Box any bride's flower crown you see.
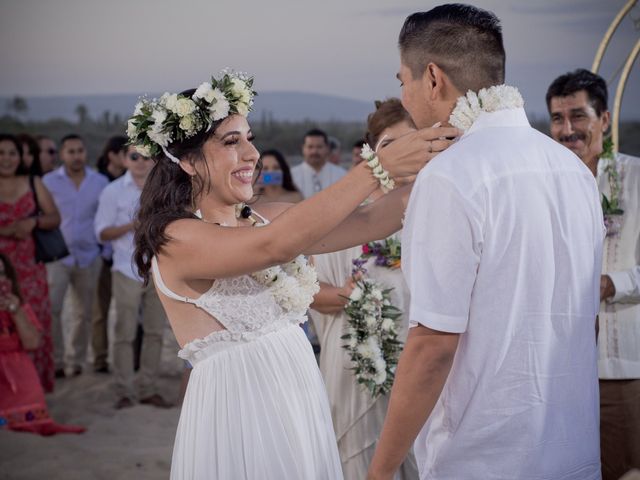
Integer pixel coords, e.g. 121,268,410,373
126,70,256,163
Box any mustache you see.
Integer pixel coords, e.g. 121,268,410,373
559,133,585,143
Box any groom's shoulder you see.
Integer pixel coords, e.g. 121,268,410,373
419,124,585,186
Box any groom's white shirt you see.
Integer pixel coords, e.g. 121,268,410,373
403,108,604,479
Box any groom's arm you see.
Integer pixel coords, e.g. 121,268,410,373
367,326,459,480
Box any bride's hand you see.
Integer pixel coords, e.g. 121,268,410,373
377,126,461,178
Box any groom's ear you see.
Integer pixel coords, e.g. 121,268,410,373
423,62,446,101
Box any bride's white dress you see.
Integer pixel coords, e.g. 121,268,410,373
151,257,343,479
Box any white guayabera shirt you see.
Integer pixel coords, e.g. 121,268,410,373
597,152,640,379
403,108,604,479
291,161,346,199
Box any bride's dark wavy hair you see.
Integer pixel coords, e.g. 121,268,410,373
133,88,261,283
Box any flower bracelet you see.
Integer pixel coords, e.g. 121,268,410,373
359,144,395,192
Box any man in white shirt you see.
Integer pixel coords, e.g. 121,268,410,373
547,68,640,480
291,129,346,198
94,146,171,410
368,5,604,480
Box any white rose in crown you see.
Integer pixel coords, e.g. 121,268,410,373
161,93,179,113
179,115,197,135
148,123,170,147
193,82,214,103
127,119,138,138
136,144,152,158
210,99,231,121
151,108,167,127
175,98,197,117
235,102,249,117
230,78,252,103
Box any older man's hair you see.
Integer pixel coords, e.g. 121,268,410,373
545,69,608,116
399,3,505,93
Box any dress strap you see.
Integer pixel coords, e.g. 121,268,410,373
252,210,270,225
151,256,198,305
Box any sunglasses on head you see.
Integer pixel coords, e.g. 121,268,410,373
129,152,151,162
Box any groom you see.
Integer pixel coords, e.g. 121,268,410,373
368,5,604,479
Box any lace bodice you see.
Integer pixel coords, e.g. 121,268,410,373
151,257,307,361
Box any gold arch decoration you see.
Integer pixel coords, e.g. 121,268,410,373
592,0,639,152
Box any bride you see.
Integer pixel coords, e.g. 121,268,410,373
127,71,458,479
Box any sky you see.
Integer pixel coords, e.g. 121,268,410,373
1,0,639,119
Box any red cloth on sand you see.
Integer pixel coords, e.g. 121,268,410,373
0,306,84,435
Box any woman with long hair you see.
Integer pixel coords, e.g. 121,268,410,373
0,134,60,391
96,135,127,181
128,72,457,479
254,149,303,204
310,98,419,479
16,133,43,177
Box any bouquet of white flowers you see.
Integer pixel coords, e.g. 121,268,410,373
342,258,403,398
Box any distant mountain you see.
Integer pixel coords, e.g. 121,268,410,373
0,91,374,123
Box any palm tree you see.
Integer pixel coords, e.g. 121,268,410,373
75,104,89,125
6,96,28,119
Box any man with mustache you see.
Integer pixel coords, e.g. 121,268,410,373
291,128,346,198
547,68,640,480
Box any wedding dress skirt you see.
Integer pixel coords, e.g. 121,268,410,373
171,323,343,479
151,257,343,480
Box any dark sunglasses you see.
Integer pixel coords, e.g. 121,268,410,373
129,152,151,162
46,148,57,155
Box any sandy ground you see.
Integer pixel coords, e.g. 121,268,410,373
0,369,182,480
0,295,184,480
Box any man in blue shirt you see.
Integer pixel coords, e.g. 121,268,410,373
43,134,109,377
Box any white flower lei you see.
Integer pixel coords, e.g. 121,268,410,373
127,70,256,163
251,256,320,314
449,84,524,131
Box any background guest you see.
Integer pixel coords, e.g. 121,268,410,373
0,134,60,392
43,134,108,377
291,128,347,198
96,135,127,182
17,133,43,177
310,98,418,479
94,145,171,409
351,139,366,168
328,135,342,165
0,252,85,435
37,135,57,174
254,149,303,204
547,69,640,480
91,135,128,374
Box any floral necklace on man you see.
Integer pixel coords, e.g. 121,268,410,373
600,137,624,237
448,84,524,131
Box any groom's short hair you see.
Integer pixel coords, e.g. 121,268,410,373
399,4,505,93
